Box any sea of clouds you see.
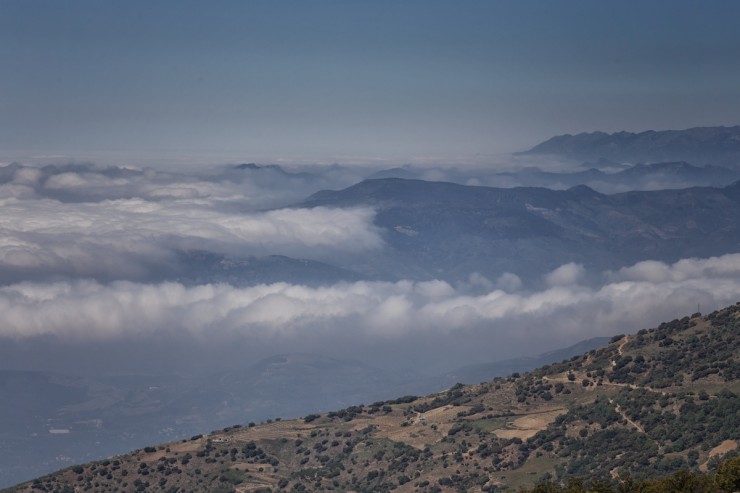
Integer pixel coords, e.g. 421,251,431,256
0,162,380,282
2,161,738,373
2,255,739,340
1,254,738,374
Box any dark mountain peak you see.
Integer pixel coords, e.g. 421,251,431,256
309,176,546,197
234,162,287,173
234,162,261,170
574,130,610,138
303,177,471,205
566,184,601,197
231,162,318,182
365,167,416,180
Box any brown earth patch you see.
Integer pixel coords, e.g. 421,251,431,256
709,439,737,458
699,440,737,472
421,405,469,423
230,420,317,441
493,408,564,440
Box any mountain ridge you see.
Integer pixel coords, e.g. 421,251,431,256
297,178,740,283
521,125,740,167
364,161,740,193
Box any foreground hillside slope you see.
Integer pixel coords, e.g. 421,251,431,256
0,341,611,488
8,303,739,492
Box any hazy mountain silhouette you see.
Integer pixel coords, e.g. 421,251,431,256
299,178,740,282
521,125,740,166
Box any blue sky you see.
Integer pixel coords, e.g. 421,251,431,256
2,0,740,163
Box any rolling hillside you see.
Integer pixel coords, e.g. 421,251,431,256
0,341,608,488
7,303,738,492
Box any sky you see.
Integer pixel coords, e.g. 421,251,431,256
2,0,740,165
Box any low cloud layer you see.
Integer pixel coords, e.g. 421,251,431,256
0,161,368,207
1,254,738,372
0,162,383,282
0,199,381,281
3,161,740,374
611,255,740,283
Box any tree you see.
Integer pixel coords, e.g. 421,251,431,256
716,456,740,492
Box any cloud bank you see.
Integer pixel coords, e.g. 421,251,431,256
2,255,738,355
2,161,739,373
0,162,384,282
0,199,380,280
0,161,371,207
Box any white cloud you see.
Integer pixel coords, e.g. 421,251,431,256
612,254,740,283
0,196,381,279
544,262,585,286
494,273,522,292
0,162,369,208
0,162,385,281
0,254,737,346
2,162,739,370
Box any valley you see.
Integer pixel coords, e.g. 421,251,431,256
7,303,737,492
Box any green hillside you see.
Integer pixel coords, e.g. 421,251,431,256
6,303,739,493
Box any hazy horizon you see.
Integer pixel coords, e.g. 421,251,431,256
3,1,740,164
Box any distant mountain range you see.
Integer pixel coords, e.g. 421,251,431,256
10,303,738,492
520,125,740,167
232,162,318,181
298,178,740,283
20,160,737,289
494,161,740,192
169,163,740,287
366,161,740,193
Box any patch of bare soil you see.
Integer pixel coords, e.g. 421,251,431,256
699,440,737,472
230,420,317,441
493,408,564,440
